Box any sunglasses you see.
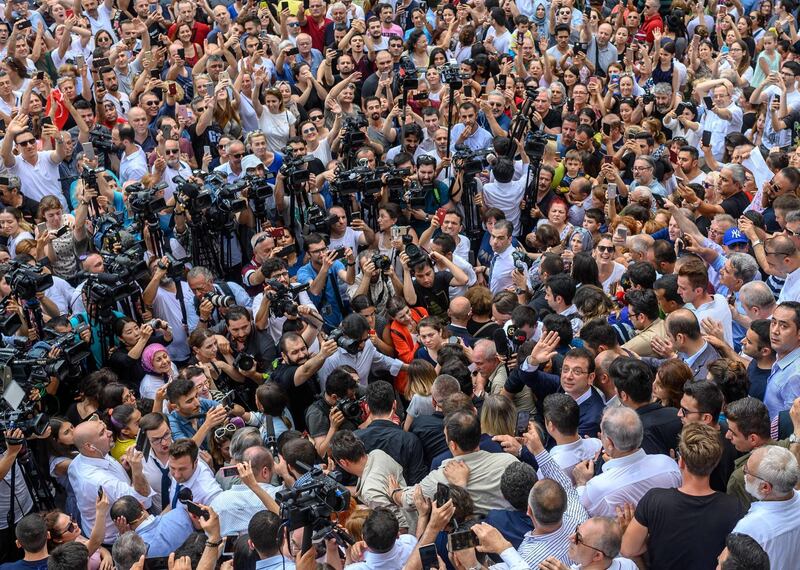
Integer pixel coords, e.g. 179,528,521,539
310,115,324,120
597,245,614,253
214,423,237,441
302,128,316,134
16,138,36,147
164,148,180,155
232,153,245,159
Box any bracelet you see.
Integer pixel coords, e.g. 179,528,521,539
752,240,763,248
347,262,355,267
205,539,223,548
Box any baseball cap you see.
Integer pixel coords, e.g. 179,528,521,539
723,228,748,246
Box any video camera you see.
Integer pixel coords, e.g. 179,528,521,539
452,146,497,176
0,401,48,442
329,162,384,197
304,205,338,236
405,180,428,209
341,115,368,148
4,261,53,301
127,183,167,216
264,279,310,318
328,328,361,355
276,462,350,531
88,126,114,153
80,166,106,191
280,152,316,188
438,62,469,89
157,253,188,280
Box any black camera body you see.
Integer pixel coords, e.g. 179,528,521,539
404,243,429,268
276,462,351,531
336,396,365,422
5,261,53,301
372,254,391,271
233,352,256,372
328,328,361,355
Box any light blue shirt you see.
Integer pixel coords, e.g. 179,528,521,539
681,341,709,371
765,346,800,420
449,123,494,152
136,509,195,557
256,555,296,570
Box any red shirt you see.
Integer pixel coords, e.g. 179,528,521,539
168,21,211,45
301,15,331,52
639,14,664,44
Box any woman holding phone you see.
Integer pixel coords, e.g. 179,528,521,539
34,196,85,282
0,207,34,258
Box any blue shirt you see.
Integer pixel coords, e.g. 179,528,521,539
136,509,195,557
484,509,534,549
296,260,348,330
765,346,800,420
255,555,296,570
449,123,494,152
168,398,220,446
0,560,48,570
70,310,125,369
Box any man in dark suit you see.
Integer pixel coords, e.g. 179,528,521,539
610,357,682,455
409,375,462,468
652,308,721,381
513,339,604,438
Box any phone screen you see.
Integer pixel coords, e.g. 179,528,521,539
515,411,531,436
703,96,713,109
702,130,712,146
464,85,472,98
221,466,239,478
448,530,478,551
351,212,362,222
82,142,96,162
607,183,617,200
419,544,439,570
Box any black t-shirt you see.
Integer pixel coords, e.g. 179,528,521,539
541,108,562,130
780,109,800,148
413,271,453,319
720,191,751,219
189,123,225,160
271,361,320,433
635,487,745,570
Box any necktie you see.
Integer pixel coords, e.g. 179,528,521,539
488,253,499,282
171,483,183,509
156,462,171,511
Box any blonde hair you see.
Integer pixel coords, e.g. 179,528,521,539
480,394,516,437
405,359,436,399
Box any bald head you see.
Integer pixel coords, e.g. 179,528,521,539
665,308,702,341
449,296,471,322
73,419,111,457
243,446,274,482
529,479,567,526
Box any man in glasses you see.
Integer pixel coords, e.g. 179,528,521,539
138,412,177,513
764,236,800,304
214,139,246,183
155,137,192,202
1,112,69,209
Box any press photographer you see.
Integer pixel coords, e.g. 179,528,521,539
399,245,469,320
328,206,375,256
306,367,364,457
394,154,451,236
221,306,277,406
187,266,252,331
241,231,278,297
296,234,356,332
347,251,402,318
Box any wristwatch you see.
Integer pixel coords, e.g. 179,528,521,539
790,433,799,444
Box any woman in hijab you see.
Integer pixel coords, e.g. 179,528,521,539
139,343,179,399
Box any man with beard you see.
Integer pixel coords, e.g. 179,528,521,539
451,102,493,152
581,22,618,77
222,306,277,405
365,96,392,154
348,250,401,316
423,127,452,184
530,89,562,134
154,137,192,202
272,332,338,432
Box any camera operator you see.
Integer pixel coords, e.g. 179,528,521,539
306,367,363,457
399,248,469,320
222,305,277,386
67,254,109,315
296,233,356,332
272,332,339,432
422,127,453,184
142,255,198,366
273,137,327,225
0,429,35,562
187,266,252,331
429,234,477,298
318,313,407,387
328,205,375,257
241,232,277,297
154,137,192,201
347,250,402,318
0,176,38,224
392,154,450,236
9,254,71,317
252,258,320,345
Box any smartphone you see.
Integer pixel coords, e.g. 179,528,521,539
603,154,612,165
607,182,617,200
135,429,151,462
177,48,185,59
96,80,105,91
287,47,299,56
220,465,239,478
448,529,478,551
280,0,288,10
0,119,5,133
775,94,782,104
702,130,712,146
150,69,162,79
168,82,177,96
36,71,44,81
435,207,447,225
675,237,685,256
464,84,473,98
76,55,85,68
221,535,238,559
669,148,678,162
703,96,713,109
148,3,157,12
97,486,104,499
420,544,439,570
37,222,47,235
185,500,210,519
274,244,295,257
351,211,362,222
303,0,310,9
412,92,429,100
161,125,172,139
331,247,347,261
515,410,531,436
41,116,52,126
434,482,450,507
17,19,32,30
219,71,229,83
82,142,96,162
616,226,629,239
391,225,401,240
381,71,390,81
54,224,69,238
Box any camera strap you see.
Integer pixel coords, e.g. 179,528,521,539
328,270,347,317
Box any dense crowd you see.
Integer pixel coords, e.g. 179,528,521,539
1,0,800,569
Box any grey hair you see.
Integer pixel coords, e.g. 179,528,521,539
600,406,643,452
548,81,566,96
229,426,264,462
652,82,673,96
357,249,378,264
726,164,747,186
754,445,800,494
727,253,759,283
186,266,215,282
628,234,653,255
474,338,497,360
786,210,800,224
713,213,736,226
739,281,777,311
431,374,461,403
536,88,551,102
591,517,623,559
112,532,147,570
487,90,505,99
633,155,656,169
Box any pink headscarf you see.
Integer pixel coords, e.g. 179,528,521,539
141,343,168,374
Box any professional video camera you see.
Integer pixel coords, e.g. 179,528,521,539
404,243,429,268
328,328,361,355
0,401,49,441
91,212,130,253
304,205,338,236
329,163,384,197
382,166,412,203
405,180,428,209
276,462,351,531
264,279,310,318
524,131,554,161
174,175,214,211
452,146,497,176
340,115,368,148
80,166,106,191
88,126,114,153
438,61,469,89
5,261,53,301
398,56,418,89
336,396,365,422
127,183,167,215
280,152,315,188
0,298,22,336
157,253,188,280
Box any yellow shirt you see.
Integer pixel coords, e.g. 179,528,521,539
111,438,136,461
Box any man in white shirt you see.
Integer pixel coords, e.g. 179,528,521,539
166,438,223,508
766,235,800,304
419,209,471,261
343,509,418,570
488,220,516,294
677,258,733,345
482,157,529,236
543,393,603,484
701,83,743,161
68,418,154,543
732,445,800,569
115,124,148,186
210,447,281,536
430,233,476,298
156,137,192,202
572,407,682,517
328,205,375,255
1,112,68,209
81,0,118,41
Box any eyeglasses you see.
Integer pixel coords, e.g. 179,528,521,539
164,148,180,155
764,249,793,257
561,366,587,376
308,247,327,255
288,22,301,27
310,114,324,121
574,530,610,559
16,138,36,147
678,406,704,417
144,100,160,106
743,463,766,481
786,228,800,237
302,128,316,134
149,431,173,446
232,153,245,159
597,245,614,253
214,423,237,441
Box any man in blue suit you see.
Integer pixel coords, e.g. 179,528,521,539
510,332,605,438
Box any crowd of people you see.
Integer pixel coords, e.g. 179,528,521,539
1,0,800,569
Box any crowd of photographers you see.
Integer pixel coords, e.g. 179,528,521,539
2,0,800,569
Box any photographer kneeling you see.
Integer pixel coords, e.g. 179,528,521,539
306,367,365,457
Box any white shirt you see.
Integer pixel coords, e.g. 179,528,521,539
546,437,603,484
577,449,682,517
167,459,223,507
489,246,515,294
160,161,193,202
778,266,800,305
482,166,529,236
329,227,365,256
701,102,743,160
252,291,315,344
344,534,418,570
68,453,154,543
318,341,404,388
9,150,67,209
440,253,476,298
141,452,171,515
140,364,179,399
119,145,148,186
210,482,280,536
601,262,626,295
151,282,199,363
687,294,733,346
732,491,800,569
46,275,75,314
